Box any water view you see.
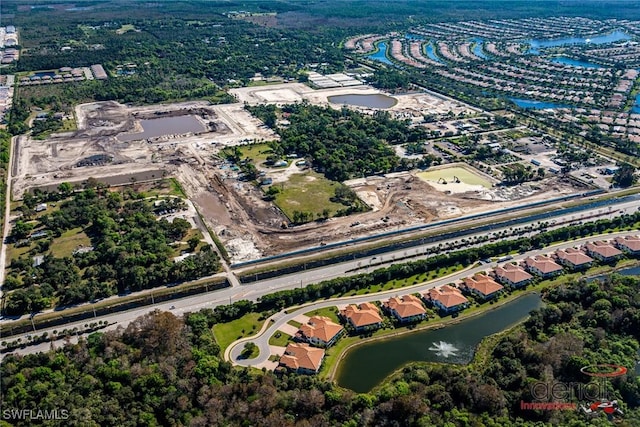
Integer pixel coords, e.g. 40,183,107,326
367,42,393,65
118,115,206,142
425,43,443,63
471,38,489,60
528,30,630,51
589,265,640,282
335,293,543,392
632,94,640,114
509,97,572,110
551,56,603,69
328,93,398,109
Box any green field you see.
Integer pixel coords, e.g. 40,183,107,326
212,312,265,353
238,143,276,165
49,227,91,258
417,166,492,188
304,306,340,324
273,171,347,220
268,331,293,347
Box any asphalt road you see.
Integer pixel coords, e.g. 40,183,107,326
1,196,638,357
225,229,640,368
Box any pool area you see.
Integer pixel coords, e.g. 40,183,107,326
417,166,492,189
328,93,397,109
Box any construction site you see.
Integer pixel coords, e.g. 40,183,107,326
10,85,593,264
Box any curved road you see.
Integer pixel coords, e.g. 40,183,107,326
226,230,640,368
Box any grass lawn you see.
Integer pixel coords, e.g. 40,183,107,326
288,320,302,328
269,331,292,347
274,171,346,221
49,227,91,258
238,143,275,165
304,306,340,324
212,312,265,353
6,243,33,267
116,24,136,34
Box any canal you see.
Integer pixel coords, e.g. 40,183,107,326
335,293,543,392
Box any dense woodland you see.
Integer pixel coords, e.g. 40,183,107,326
3,186,220,316
247,103,430,181
2,274,640,426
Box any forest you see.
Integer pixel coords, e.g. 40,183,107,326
246,103,429,181
3,186,220,316
2,273,639,426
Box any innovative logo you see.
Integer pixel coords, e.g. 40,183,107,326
520,363,628,420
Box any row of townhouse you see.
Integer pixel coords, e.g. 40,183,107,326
280,236,640,373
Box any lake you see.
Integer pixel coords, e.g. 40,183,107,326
528,30,631,53
509,97,572,110
471,38,488,60
328,93,398,109
335,293,543,392
367,42,393,65
425,43,443,63
632,93,640,114
551,56,603,69
589,265,640,282
118,115,206,142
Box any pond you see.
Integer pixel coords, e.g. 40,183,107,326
551,56,603,69
632,93,640,114
367,41,393,65
527,30,631,53
425,43,444,63
471,38,489,60
588,265,640,283
118,115,206,142
509,97,572,110
335,293,543,392
328,93,398,109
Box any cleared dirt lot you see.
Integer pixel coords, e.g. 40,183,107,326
12,89,589,264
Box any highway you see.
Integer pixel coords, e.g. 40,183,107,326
2,194,639,360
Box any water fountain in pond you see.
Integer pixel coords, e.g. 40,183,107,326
429,341,459,358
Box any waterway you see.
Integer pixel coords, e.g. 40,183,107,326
527,30,631,54
117,115,205,142
471,38,488,60
589,265,640,282
551,56,603,69
367,42,393,65
424,43,443,63
335,293,543,392
328,93,398,109
509,98,572,110
631,93,640,114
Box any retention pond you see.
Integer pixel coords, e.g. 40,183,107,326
335,293,543,392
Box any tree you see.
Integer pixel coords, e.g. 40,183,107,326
612,163,636,188
11,220,34,240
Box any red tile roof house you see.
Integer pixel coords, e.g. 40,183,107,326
494,263,533,288
615,236,640,256
461,273,504,300
339,302,384,333
382,294,427,323
524,255,563,278
423,285,469,315
279,343,325,375
295,316,344,348
584,241,623,262
555,248,594,270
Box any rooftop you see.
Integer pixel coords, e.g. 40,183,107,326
425,285,469,308
555,248,593,266
494,263,533,283
524,255,563,274
383,294,426,318
462,273,504,296
297,316,343,343
615,235,640,252
340,302,383,328
279,343,324,372
584,241,623,258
